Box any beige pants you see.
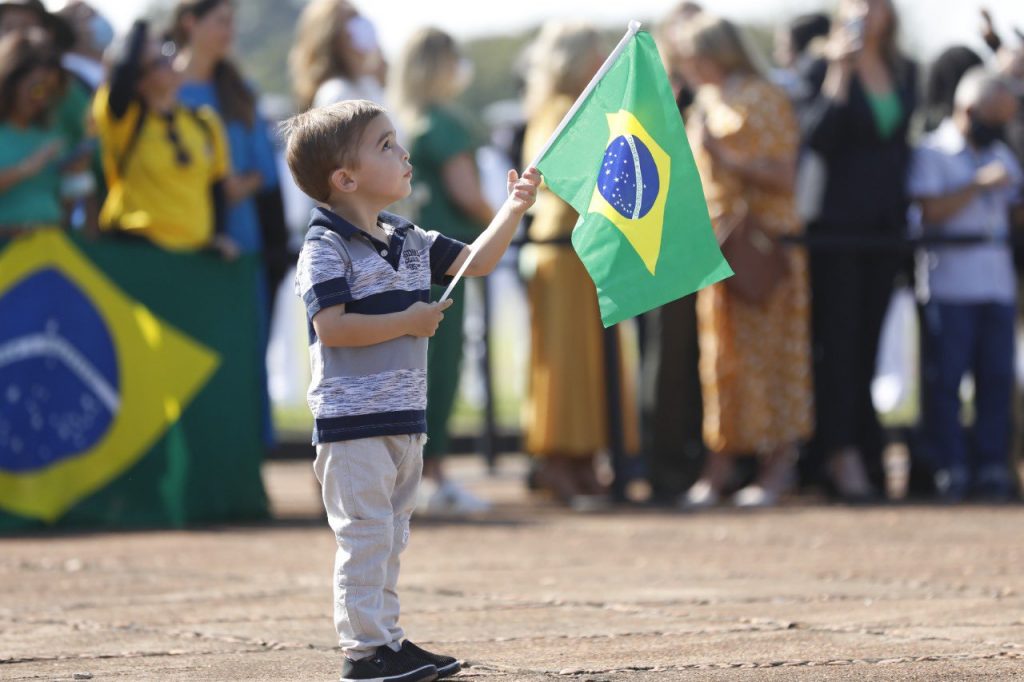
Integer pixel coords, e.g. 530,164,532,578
313,433,425,659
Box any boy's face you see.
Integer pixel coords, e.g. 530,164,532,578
347,113,413,205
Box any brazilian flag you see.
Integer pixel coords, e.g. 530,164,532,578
0,229,268,530
535,25,732,327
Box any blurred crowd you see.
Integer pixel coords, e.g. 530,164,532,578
3,0,1023,513
651,0,1024,509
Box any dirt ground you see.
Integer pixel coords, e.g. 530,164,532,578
2,456,1023,681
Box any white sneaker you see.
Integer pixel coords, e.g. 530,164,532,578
732,484,778,508
680,480,720,509
417,479,492,516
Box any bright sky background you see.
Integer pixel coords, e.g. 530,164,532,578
59,0,1024,63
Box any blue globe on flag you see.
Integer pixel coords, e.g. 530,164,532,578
0,269,120,473
597,134,660,221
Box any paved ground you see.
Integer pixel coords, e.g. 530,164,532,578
2,456,1024,681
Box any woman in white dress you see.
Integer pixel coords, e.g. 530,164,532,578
289,0,387,111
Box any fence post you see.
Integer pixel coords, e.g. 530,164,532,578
476,275,498,472
602,324,628,501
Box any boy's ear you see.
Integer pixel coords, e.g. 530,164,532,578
330,167,358,195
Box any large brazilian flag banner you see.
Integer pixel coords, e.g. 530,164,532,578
534,24,732,327
0,229,269,530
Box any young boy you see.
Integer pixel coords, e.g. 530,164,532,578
909,67,1023,502
283,100,539,682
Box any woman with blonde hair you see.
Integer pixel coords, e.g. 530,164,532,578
520,20,641,505
288,0,385,111
171,0,280,253
171,0,286,449
676,14,813,507
391,27,493,515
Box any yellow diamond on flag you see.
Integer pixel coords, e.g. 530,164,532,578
586,110,672,275
0,230,219,522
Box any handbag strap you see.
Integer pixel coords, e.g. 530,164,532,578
714,198,749,246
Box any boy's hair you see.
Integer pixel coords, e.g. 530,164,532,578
281,99,386,203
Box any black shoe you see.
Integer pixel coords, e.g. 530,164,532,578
400,640,461,679
341,645,438,682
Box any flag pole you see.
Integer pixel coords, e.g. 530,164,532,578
524,19,643,171
439,19,643,303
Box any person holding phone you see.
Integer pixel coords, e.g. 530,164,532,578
801,0,918,502
93,19,237,257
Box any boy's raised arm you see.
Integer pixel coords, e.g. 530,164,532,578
446,167,541,278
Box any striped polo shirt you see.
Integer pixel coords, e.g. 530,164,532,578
295,206,466,443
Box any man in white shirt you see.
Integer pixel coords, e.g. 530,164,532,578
909,67,1023,502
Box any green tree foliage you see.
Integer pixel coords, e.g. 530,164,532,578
144,0,303,99
144,0,780,127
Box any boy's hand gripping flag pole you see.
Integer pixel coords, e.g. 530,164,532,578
438,20,645,304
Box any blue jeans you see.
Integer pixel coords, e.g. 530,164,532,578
921,301,1016,497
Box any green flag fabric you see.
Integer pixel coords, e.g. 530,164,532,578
535,28,732,327
0,230,268,531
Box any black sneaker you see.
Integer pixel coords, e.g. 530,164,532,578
400,640,461,679
340,645,438,682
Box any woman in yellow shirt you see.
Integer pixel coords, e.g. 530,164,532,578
93,19,235,256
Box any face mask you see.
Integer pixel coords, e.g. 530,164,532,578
967,116,1006,149
346,15,378,55
89,13,115,52
453,57,474,93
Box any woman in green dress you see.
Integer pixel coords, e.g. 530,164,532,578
392,27,493,515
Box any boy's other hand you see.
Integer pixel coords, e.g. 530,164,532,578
507,167,541,216
406,299,454,337
974,161,1012,190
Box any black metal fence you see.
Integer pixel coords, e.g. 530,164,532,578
271,229,1018,499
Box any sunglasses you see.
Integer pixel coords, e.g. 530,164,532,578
160,111,192,166
25,78,53,102
22,72,57,103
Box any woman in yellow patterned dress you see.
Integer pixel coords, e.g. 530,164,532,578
675,14,814,507
520,21,641,504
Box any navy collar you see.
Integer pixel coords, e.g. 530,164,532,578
309,206,413,271
309,206,413,241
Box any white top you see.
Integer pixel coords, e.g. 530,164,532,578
312,75,400,145
62,54,105,91
313,76,386,109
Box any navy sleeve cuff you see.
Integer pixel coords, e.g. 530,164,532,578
302,276,353,318
429,236,467,286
